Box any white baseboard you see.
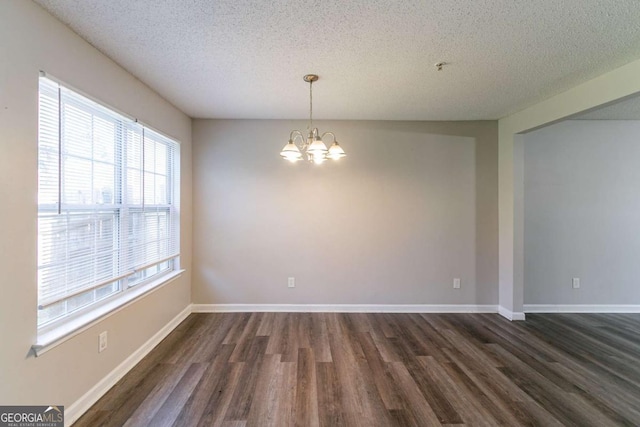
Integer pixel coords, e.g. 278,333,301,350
524,304,640,313
498,306,526,321
64,304,192,426
191,303,499,314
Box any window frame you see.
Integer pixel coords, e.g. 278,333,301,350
35,72,182,343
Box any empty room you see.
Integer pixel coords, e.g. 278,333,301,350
1,0,640,426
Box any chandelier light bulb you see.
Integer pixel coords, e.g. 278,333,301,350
307,137,328,154
280,140,302,160
282,155,301,163
328,141,346,160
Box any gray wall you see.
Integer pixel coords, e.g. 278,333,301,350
0,1,192,406
524,120,640,304
193,120,498,305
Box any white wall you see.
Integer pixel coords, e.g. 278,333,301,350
0,0,192,409
192,119,497,306
498,58,640,317
524,120,640,304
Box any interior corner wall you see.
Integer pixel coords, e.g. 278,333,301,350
192,119,498,306
0,0,192,408
524,120,640,305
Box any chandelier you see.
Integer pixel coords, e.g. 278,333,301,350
280,74,346,164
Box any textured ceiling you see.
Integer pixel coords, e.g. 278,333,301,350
34,0,640,120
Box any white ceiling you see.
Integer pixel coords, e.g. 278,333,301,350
34,0,640,120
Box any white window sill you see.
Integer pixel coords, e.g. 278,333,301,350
32,269,185,357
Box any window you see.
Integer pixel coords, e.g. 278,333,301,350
37,76,180,328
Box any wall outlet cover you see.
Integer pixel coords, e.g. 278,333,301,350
99,331,108,352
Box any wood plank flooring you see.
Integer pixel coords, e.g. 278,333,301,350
74,313,640,426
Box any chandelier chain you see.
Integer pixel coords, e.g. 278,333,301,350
309,79,313,130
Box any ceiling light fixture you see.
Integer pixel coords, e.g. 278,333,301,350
280,74,346,164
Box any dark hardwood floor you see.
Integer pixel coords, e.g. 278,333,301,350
74,312,640,426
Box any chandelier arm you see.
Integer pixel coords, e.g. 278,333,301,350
289,130,306,150
320,131,336,142
289,130,304,140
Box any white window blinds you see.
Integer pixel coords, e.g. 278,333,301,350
37,76,180,327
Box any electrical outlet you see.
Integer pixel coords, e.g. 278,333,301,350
572,277,580,289
99,331,108,353
288,277,295,288
453,278,461,289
